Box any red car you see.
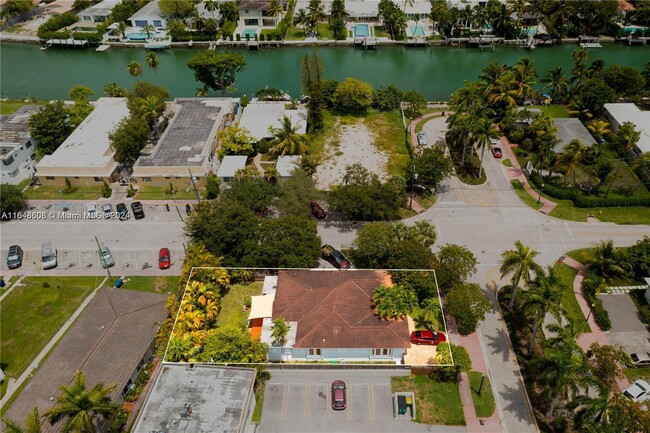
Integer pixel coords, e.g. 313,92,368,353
491,147,503,158
158,248,171,269
309,200,327,219
410,330,447,346
331,380,346,410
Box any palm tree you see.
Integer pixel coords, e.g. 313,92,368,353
570,388,650,432
554,139,588,186
268,115,310,155
44,371,119,433
372,284,417,320
420,297,441,328
139,95,165,125
499,241,543,309
586,119,610,142
294,8,309,32
196,86,209,97
2,407,42,433
588,240,625,281
329,0,349,22
204,0,218,20
267,0,283,26
471,116,498,178
413,313,433,330
617,121,641,154
142,24,155,39
446,111,473,166
630,152,650,194
521,266,564,355
127,60,142,81
116,21,128,39
541,66,569,101
307,0,326,33
271,316,290,347
545,321,582,352
479,62,509,97
145,52,160,79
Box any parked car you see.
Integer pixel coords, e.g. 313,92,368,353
331,380,347,410
417,132,428,146
131,201,145,220
86,203,97,215
99,246,115,268
630,352,650,367
623,380,650,402
309,201,327,219
410,330,447,346
158,247,171,269
6,245,23,269
116,203,129,220
102,204,113,217
491,146,503,158
41,241,57,270
321,244,350,269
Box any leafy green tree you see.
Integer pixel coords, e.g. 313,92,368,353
159,0,194,19
407,146,453,188
624,236,650,280
332,77,374,113
372,284,417,320
29,101,73,155
403,90,427,119
329,18,346,40
275,168,322,216
434,244,478,294
220,175,275,214
44,370,119,433
271,317,290,346
103,82,127,97
570,385,650,433
111,0,144,23
269,115,310,155
0,0,33,18
126,81,169,123
204,173,220,200
587,240,626,281
499,240,543,309
165,19,187,40
445,283,490,335
600,65,646,98
2,407,42,433
187,52,246,96
378,0,406,39
0,184,26,220
255,86,286,101
588,342,631,387
108,116,150,164
218,1,239,25
165,333,200,362
373,84,403,111
199,325,268,363
216,126,256,157
68,85,93,103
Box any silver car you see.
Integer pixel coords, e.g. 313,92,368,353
99,246,115,268
417,131,428,146
630,352,650,367
623,380,650,403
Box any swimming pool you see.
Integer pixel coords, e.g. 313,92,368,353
623,26,648,33
128,32,148,41
241,29,257,39
524,26,538,35
354,24,369,38
409,26,425,37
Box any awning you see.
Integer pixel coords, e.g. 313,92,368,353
248,293,275,321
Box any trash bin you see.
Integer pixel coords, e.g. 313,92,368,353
114,278,124,288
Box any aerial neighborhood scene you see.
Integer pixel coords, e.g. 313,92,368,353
1,0,650,432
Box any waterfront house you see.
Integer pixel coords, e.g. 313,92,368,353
35,97,128,187
128,0,168,29
604,103,650,156
239,102,307,142
0,105,40,185
132,98,238,187
552,118,597,154
78,0,119,23
253,270,411,363
237,0,272,27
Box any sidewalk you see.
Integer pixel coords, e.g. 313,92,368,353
499,137,557,215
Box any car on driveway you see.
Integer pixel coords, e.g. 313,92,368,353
99,246,115,268
6,245,23,269
158,247,171,269
321,244,350,269
491,146,503,158
630,352,650,367
331,380,346,410
116,203,129,220
623,380,650,402
410,330,447,346
131,201,145,220
417,132,428,146
309,201,326,219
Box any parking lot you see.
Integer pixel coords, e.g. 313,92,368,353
258,370,461,433
23,202,190,224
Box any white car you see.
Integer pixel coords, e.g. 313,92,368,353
417,132,428,146
86,203,97,215
623,380,650,402
99,246,115,268
630,352,650,367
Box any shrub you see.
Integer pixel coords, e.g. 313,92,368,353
63,177,77,193
101,181,111,198
165,182,177,195
42,281,51,288
108,409,130,433
430,366,461,383
37,12,78,38
236,33,241,41
255,139,270,154
592,299,611,331
126,184,137,198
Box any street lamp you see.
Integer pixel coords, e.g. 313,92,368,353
586,303,595,322
410,172,418,210
537,183,544,204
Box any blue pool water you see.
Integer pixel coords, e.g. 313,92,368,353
409,26,425,37
623,26,647,33
524,26,538,35
241,29,257,39
354,24,369,38
128,32,148,41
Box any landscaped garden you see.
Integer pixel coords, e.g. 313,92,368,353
216,282,263,329
468,371,496,418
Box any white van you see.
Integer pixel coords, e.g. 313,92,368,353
41,242,58,269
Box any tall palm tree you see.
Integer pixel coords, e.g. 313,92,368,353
446,111,473,166
479,62,509,97
329,0,349,23
44,371,119,433
570,387,650,432
127,60,142,81
420,297,441,328
139,95,165,125
142,24,155,39
204,0,218,20
145,52,160,79
521,266,564,355
271,316,290,347
499,241,543,309
541,66,569,101
191,8,206,32
544,321,582,352
472,116,498,178
2,407,42,433
267,0,283,26
586,119,610,142
554,139,588,186
587,240,625,281
116,21,128,39
294,8,309,32
268,115,310,155
307,0,326,33
413,313,434,330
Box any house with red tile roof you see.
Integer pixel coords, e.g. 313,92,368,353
253,270,411,363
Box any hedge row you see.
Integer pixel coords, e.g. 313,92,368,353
39,31,101,43
37,12,78,38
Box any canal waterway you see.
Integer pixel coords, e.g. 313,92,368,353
0,42,648,100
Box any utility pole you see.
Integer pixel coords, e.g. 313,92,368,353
188,169,201,204
95,236,112,279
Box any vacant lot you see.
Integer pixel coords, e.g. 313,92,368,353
391,375,465,425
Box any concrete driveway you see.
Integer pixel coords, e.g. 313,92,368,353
599,293,650,354
258,370,464,433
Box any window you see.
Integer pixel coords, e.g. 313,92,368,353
372,349,392,356
153,20,162,27
308,348,321,356
25,141,32,148
135,20,147,27
3,156,14,166
142,177,152,182
74,176,80,179
46,176,55,180
94,177,103,182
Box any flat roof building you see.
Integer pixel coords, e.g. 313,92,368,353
216,155,247,181
276,155,300,177
552,118,597,154
604,103,650,156
1,105,39,184
35,97,128,186
132,364,256,433
133,98,237,186
238,102,307,142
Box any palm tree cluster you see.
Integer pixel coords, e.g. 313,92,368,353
372,284,417,320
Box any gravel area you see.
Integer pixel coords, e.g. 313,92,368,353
315,122,388,190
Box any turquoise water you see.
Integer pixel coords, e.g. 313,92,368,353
241,29,257,38
524,26,538,35
409,26,425,37
623,26,647,33
128,32,148,41
354,24,369,37
1,42,648,100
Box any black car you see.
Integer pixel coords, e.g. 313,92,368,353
116,203,130,220
6,245,23,269
131,201,145,220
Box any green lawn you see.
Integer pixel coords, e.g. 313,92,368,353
373,26,390,38
468,371,496,418
216,282,263,329
316,23,334,40
502,159,512,167
554,264,591,333
511,180,543,211
529,104,570,118
121,276,180,294
0,99,45,115
564,248,595,264
135,186,201,201
0,277,101,378
624,367,650,383
391,375,465,425
23,185,104,200
252,381,266,423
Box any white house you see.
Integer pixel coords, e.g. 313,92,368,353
78,0,119,23
128,1,167,29
237,0,274,27
0,105,40,185
239,102,307,142
604,103,650,156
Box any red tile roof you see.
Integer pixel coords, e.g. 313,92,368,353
272,271,410,349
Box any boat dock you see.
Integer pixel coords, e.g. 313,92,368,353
579,35,602,48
